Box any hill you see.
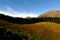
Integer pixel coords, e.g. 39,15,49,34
38,10,60,17
1,12,60,40
0,20,60,40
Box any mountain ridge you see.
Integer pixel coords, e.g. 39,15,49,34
38,10,60,17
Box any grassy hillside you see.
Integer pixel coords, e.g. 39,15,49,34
0,20,60,40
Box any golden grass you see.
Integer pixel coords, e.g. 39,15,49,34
35,22,60,33
0,20,60,40
1,20,60,34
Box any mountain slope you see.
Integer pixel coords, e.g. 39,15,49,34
38,10,60,17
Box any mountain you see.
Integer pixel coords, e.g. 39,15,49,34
38,10,60,17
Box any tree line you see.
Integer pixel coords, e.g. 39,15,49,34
0,13,60,24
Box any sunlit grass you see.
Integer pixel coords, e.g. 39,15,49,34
0,20,60,40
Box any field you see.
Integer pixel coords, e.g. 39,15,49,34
0,20,60,40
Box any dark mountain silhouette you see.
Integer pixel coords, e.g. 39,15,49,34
0,13,37,24
1,13,60,24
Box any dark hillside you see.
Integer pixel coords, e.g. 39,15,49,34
0,14,60,24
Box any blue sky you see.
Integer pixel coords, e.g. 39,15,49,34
0,0,60,18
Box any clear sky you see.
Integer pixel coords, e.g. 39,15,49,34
0,0,60,18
